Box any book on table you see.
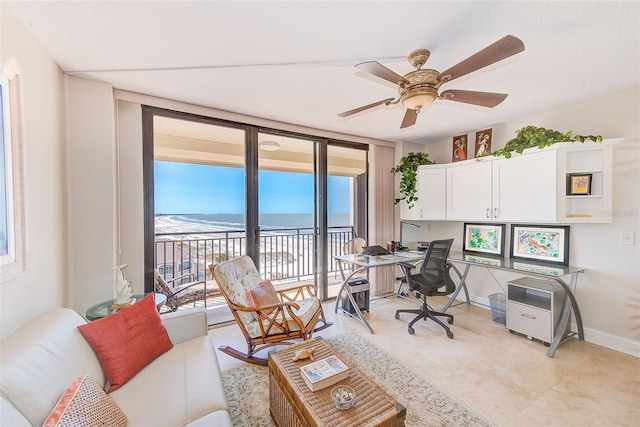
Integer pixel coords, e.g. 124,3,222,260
299,355,350,392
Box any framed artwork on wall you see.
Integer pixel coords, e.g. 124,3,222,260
463,223,506,257
566,173,592,195
475,128,492,157
452,134,468,162
510,224,570,265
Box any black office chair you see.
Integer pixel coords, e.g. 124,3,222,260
394,238,456,338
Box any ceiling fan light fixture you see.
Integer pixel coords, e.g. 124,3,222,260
259,141,280,151
401,86,438,111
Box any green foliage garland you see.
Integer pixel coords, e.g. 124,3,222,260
490,126,603,159
390,152,435,209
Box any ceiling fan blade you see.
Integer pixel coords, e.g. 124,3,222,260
400,109,418,129
440,90,508,107
437,35,525,83
356,61,410,86
337,98,395,117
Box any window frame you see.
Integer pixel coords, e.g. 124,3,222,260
0,61,26,282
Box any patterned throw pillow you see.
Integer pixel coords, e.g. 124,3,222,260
77,293,173,392
245,279,280,319
43,376,127,427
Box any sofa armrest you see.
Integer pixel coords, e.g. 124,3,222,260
160,307,208,344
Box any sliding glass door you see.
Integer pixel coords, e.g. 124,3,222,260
143,107,368,311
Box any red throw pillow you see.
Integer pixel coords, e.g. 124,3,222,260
245,279,280,319
43,376,127,427
77,294,173,392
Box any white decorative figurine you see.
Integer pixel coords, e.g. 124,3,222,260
111,264,134,310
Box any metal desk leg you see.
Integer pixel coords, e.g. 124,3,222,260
547,273,584,357
441,263,471,313
334,266,374,334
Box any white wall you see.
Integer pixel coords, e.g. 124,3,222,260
66,76,117,312
412,85,640,356
0,4,67,338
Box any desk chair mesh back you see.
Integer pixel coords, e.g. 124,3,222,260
394,238,456,338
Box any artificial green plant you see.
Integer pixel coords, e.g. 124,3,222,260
489,126,603,159
390,152,435,209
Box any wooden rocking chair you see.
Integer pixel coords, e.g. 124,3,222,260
210,256,331,366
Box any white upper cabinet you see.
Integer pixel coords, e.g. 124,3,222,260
446,160,492,221
492,150,557,222
429,139,618,224
418,166,447,220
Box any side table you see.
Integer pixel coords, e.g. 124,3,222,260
85,293,167,321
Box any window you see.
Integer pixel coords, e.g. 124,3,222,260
0,61,26,282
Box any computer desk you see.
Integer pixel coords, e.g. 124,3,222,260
335,251,585,357
446,251,585,358
334,252,422,333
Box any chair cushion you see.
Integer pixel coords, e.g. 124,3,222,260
43,376,127,427
245,279,279,319
77,294,173,392
213,256,263,325
245,297,320,338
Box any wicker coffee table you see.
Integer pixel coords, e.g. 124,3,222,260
268,338,406,427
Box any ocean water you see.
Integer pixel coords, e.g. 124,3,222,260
158,213,352,231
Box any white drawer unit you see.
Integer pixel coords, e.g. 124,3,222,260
506,277,566,345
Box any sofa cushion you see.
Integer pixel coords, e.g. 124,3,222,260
110,335,228,427
245,279,279,318
0,309,105,427
77,294,173,392
43,376,127,427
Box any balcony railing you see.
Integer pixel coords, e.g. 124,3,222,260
155,226,356,285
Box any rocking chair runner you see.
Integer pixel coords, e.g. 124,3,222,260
210,256,331,366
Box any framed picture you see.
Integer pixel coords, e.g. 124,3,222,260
463,223,506,257
475,128,492,157
567,173,592,195
452,134,468,162
510,224,570,265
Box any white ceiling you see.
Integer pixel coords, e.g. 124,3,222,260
6,1,640,145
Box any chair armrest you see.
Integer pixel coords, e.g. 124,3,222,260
276,283,318,301
233,300,300,312
166,272,201,285
160,307,208,344
171,279,206,295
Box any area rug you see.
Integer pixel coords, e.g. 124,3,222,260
222,332,494,427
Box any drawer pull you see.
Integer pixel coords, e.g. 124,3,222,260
520,313,536,320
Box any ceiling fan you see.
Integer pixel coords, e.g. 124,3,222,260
338,35,525,129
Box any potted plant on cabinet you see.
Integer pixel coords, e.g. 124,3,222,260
391,152,435,209
488,126,602,159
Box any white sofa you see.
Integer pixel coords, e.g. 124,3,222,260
0,307,232,426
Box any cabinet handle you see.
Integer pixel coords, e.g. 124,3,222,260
494,208,498,218
520,313,536,320
486,208,490,219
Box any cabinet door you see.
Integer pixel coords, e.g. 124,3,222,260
446,161,492,220
492,151,557,221
419,167,446,220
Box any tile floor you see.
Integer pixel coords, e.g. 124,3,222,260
208,295,640,426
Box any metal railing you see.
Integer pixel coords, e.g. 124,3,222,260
155,226,356,285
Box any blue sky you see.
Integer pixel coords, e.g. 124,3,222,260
154,161,350,215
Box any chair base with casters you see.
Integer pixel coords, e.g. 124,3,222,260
394,238,456,339
395,296,454,338
210,256,332,366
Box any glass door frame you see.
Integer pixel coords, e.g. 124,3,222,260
142,106,368,300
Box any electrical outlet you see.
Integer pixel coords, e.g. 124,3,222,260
619,232,635,246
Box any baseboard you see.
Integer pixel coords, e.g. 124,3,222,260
466,295,640,358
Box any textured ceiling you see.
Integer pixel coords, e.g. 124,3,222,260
6,1,639,144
